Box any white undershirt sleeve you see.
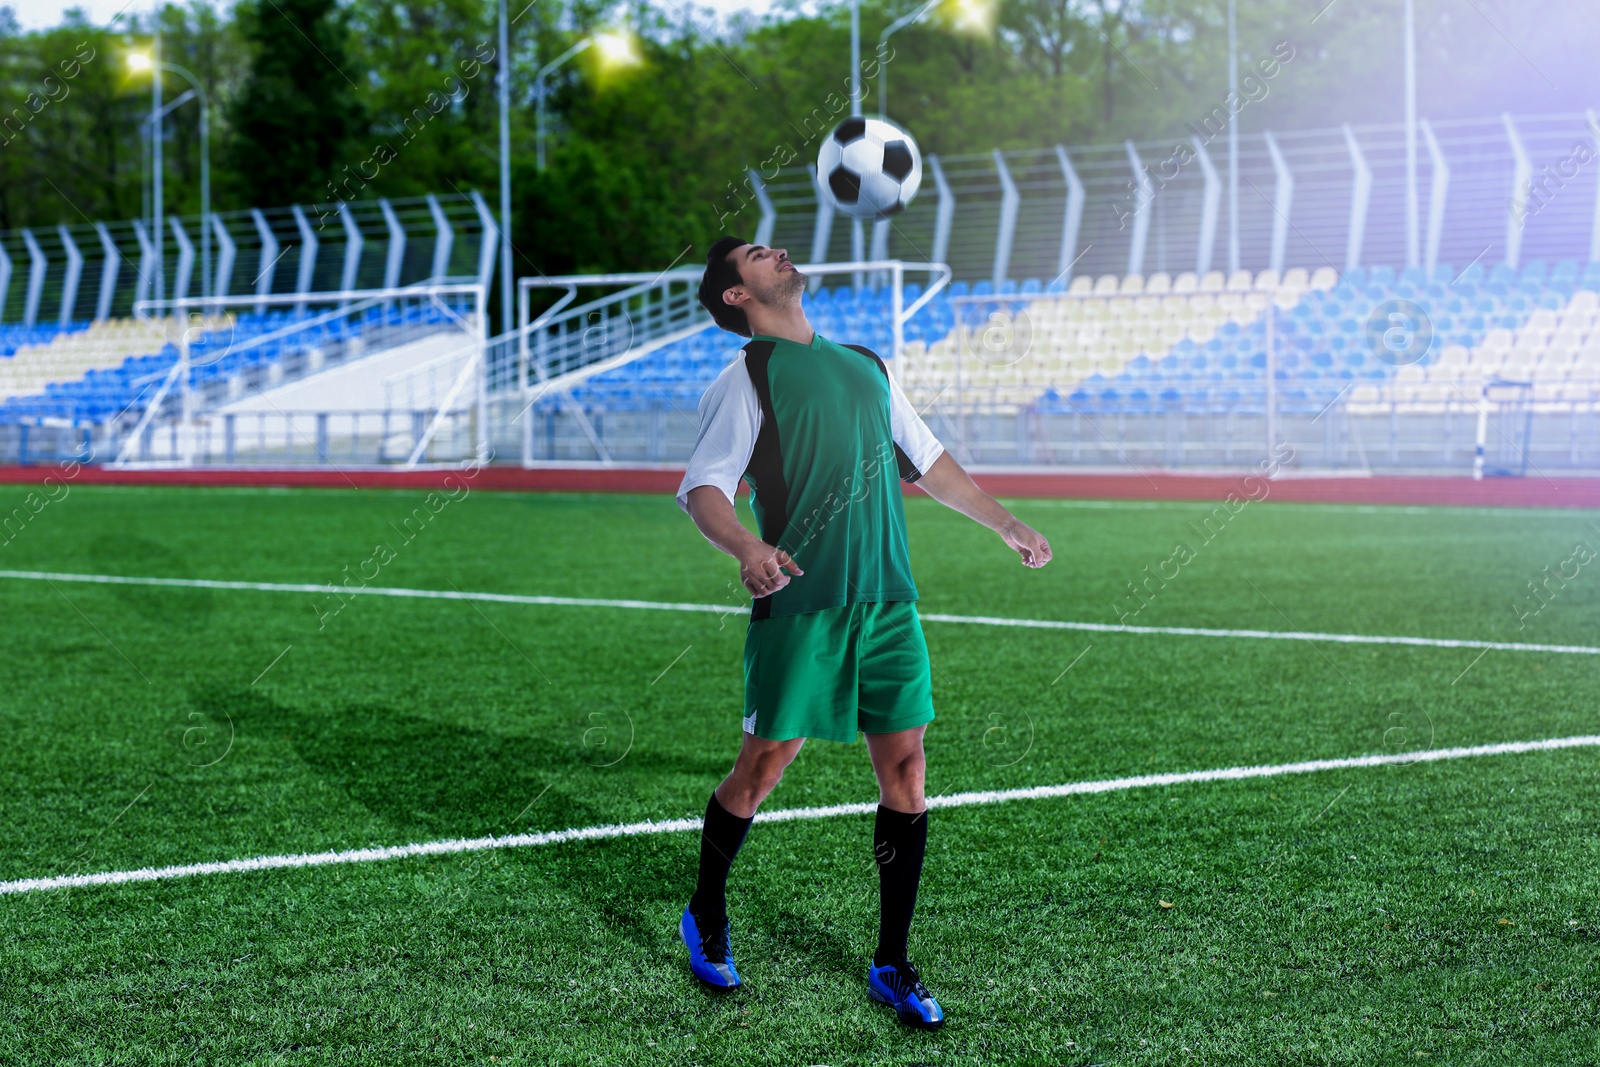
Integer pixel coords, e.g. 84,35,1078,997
886,368,945,478
676,353,762,513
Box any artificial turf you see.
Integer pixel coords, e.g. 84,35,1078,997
0,483,1596,1065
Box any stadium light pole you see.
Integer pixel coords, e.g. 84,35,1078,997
876,0,941,119
849,0,863,286
535,38,593,173
850,0,862,118
534,33,639,173
129,51,211,300
1227,0,1239,276
497,0,512,334
1404,0,1419,269
152,32,163,304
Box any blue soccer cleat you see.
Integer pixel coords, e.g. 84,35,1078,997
868,958,945,1030
680,905,741,989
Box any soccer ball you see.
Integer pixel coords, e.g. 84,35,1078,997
816,117,923,220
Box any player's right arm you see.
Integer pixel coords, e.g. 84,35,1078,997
677,355,804,598
885,365,1051,569
684,487,803,597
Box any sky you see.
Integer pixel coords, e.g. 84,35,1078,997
9,0,149,29
3,0,811,32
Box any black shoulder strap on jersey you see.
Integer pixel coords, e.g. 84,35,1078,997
842,343,925,483
740,339,788,621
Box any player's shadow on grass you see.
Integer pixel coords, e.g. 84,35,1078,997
211,687,616,838
529,834,707,955
742,843,878,982
89,533,215,627
205,687,740,955
765,906,870,982
211,686,731,837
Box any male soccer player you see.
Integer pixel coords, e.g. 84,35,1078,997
676,237,1052,1030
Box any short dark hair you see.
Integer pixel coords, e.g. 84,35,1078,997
698,236,751,337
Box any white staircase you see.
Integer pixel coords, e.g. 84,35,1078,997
216,331,472,414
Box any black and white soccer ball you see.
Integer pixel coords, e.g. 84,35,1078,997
816,117,923,221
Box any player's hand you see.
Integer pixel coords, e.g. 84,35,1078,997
1000,519,1052,568
738,542,804,597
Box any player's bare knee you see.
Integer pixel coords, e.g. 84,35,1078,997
731,750,789,801
880,768,924,809
751,757,788,796
889,750,925,786
718,775,767,816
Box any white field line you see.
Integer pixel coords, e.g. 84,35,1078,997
5,734,1597,896
915,613,1600,655
2,569,1596,656
1016,499,1563,517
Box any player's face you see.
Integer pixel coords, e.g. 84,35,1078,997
726,244,806,308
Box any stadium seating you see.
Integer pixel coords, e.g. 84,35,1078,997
8,260,1600,430
1342,261,1600,415
0,302,459,426
897,267,1317,411
0,319,198,407
548,259,1600,422
0,322,85,361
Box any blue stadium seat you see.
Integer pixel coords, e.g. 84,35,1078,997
21,249,1587,436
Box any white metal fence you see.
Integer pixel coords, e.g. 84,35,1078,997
7,265,1599,475
102,283,487,468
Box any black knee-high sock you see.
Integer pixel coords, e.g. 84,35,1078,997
689,791,754,923
873,804,928,967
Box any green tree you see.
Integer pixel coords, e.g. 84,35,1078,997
517,139,701,275
0,19,136,228
2,0,1598,271
225,0,365,206
340,0,499,201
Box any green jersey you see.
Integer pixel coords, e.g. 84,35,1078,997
676,330,946,620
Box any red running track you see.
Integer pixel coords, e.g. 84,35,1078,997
0,465,1597,508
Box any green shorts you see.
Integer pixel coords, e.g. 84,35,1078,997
743,599,936,743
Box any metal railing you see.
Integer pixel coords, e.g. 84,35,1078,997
110,282,487,469
496,259,952,467
107,407,476,467
510,374,1600,475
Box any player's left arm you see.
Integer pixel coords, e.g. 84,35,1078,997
915,453,1051,568
885,368,1051,569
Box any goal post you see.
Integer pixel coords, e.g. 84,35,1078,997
1473,375,1534,480
499,259,951,468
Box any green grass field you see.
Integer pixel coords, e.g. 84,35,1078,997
1,483,1597,1065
